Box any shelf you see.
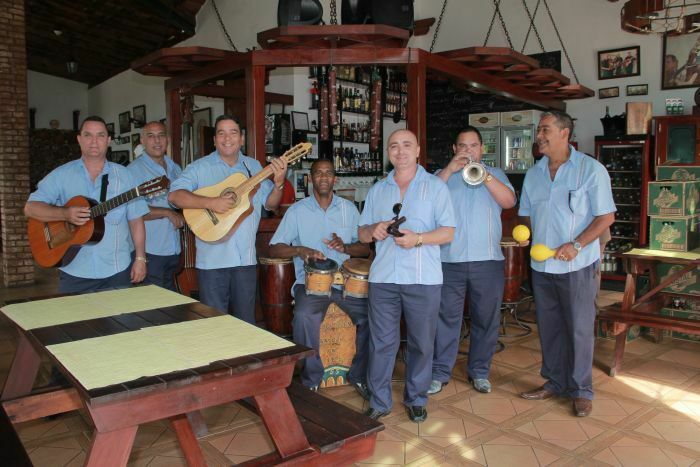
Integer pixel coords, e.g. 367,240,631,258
612,186,640,190
615,203,640,207
333,140,369,145
340,109,370,116
613,219,640,224
337,77,370,87
611,235,639,240
607,170,640,173
336,171,382,177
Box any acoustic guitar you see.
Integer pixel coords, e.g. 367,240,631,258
184,142,312,243
28,176,170,268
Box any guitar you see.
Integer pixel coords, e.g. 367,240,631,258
28,176,170,268
184,142,312,243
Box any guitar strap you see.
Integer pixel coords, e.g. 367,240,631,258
242,161,252,178
100,174,109,202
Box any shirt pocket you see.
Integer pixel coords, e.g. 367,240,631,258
409,200,435,232
568,187,589,219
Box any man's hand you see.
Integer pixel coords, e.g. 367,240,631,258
167,210,185,229
269,157,289,187
207,193,237,214
554,242,578,262
64,206,91,225
370,221,393,242
445,152,470,175
131,260,147,283
394,229,420,249
324,233,347,253
297,246,325,263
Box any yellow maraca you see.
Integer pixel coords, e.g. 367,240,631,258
512,225,530,243
530,244,556,262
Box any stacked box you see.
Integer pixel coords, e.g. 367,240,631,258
656,263,700,296
656,165,700,181
649,215,700,252
647,180,700,217
659,305,700,342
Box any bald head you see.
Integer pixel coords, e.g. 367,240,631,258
387,129,420,171
141,121,168,158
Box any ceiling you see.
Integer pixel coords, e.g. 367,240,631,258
26,0,207,87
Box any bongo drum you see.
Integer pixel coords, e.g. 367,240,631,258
304,258,339,296
258,257,295,336
500,237,524,303
340,258,371,298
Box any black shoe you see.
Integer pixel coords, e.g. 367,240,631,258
351,381,370,401
406,405,427,423
364,407,390,420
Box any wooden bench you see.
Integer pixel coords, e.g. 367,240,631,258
239,382,384,465
0,402,33,467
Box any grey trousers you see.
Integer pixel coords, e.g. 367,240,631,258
197,265,257,323
142,253,180,291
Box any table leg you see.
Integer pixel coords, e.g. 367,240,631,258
170,414,207,467
254,389,311,459
84,426,137,467
1,332,41,401
610,326,628,377
186,411,208,438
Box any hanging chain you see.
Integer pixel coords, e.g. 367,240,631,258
483,0,499,46
542,0,579,83
211,0,238,51
329,0,338,25
520,0,545,53
484,0,513,49
429,0,448,53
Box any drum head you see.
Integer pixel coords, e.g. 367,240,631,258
305,257,339,273
500,237,518,247
259,257,293,264
342,258,371,275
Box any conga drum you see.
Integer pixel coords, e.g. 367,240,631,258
500,237,523,303
259,257,295,336
340,258,371,298
304,258,340,296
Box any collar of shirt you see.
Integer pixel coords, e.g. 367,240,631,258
385,164,429,190
535,145,582,176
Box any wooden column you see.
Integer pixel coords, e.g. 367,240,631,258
246,65,267,165
165,88,182,165
407,60,427,167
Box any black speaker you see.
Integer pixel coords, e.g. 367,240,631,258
341,0,370,24
277,0,323,26
371,0,414,30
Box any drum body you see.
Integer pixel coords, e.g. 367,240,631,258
259,257,295,336
319,303,357,387
341,258,371,298
304,258,339,296
500,237,523,303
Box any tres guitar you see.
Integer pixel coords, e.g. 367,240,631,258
184,142,312,243
28,176,170,268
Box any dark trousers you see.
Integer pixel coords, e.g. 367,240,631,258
367,283,441,412
531,262,598,400
292,284,370,388
142,253,180,291
197,265,257,323
433,260,504,382
58,269,131,294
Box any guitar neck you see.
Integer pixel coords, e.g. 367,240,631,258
236,149,307,194
90,188,139,218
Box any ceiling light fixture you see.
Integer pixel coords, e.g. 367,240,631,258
621,0,700,34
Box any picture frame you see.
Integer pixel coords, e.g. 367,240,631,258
598,46,640,80
106,123,115,137
662,31,700,89
118,111,131,134
626,84,648,96
108,149,130,167
132,133,140,156
132,105,146,128
599,86,620,99
306,132,319,159
292,111,310,131
192,107,212,159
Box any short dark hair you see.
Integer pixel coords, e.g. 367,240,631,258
311,158,335,174
541,111,574,140
79,116,107,133
455,126,482,144
214,114,243,132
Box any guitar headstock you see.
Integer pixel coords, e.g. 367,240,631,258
137,176,170,199
281,143,313,165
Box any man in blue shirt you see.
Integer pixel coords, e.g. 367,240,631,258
359,129,456,423
518,111,615,417
169,115,287,323
25,116,149,293
429,126,517,396
269,159,370,398
128,121,183,291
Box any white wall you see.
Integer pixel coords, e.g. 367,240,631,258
27,71,88,129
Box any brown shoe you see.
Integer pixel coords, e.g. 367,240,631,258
520,385,556,400
573,398,592,417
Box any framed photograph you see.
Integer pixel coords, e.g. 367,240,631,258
307,132,319,159
122,135,131,144
598,46,640,80
118,111,131,134
292,111,309,131
192,107,212,158
106,123,115,137
108,149,130,166
626,84,648,96
131,133,140,156
599,86,620,99
662,32,700,89
132,105,146,128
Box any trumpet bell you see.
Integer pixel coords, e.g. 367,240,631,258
461,162,486,185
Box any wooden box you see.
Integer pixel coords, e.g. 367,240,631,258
656,263,700,296
660,307,700,342
626,102,652,135
647,180,700,217
596,319,640,342
649,215,700,252
656,165,700,181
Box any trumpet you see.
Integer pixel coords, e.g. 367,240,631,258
461,159,487,185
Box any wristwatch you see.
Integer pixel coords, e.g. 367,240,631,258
485,173,493,183
572,241,582,252
415,233,423,248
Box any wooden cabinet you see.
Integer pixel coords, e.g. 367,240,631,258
595,135,652,280
654,115,700,167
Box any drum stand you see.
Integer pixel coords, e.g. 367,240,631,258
499,293,534,338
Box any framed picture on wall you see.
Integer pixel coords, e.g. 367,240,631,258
132,105,146,128
626,84,648,96
131,133,140,157
599,86,620,99
118,111,131,134
598,46,640,80
307,132,319,159
106,123,115,137
108,149,130,166
192,107,212,159
662,32,700,89
292,111,309,131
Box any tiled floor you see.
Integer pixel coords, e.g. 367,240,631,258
1,272,700,466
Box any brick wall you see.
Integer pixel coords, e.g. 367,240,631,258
0,0,34,287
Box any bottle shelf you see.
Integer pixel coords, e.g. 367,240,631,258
612,186,640,190
613,219,640,224
607,170,640,173
611,235,639,240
